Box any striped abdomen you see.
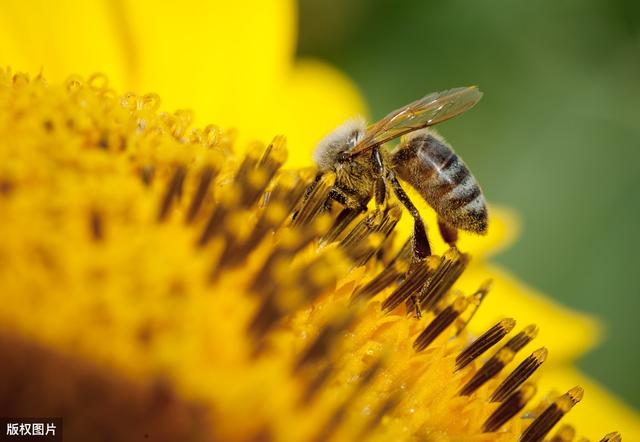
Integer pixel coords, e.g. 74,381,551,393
391,131,488,233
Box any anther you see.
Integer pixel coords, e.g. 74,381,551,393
600,431,622,442
356,388,404,439
459,324,537,396
455,279,492,334
381,257,437,314
549,424,576,442
520,386,584,442
459,347,514,396
157,165,186,221
483,383,536,432
139,165,155,186
293,312,354,373
299,364,333,406
322,208,362,244
491,347,548,402
291,173,335,227
418,248,469,311
350,239,411,304
413,296,468,352
312,360,383,442
89,209,104,241
340,206,401,265
456,318,515,371
506,324,539,352
258,135,288,173
186,165,216,223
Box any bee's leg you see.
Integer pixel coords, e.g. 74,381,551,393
371,146,388,210
328,187,367,212
367,146,389,226
437,218,458,248
388,172,431,260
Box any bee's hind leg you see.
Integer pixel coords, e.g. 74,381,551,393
437,218,458,248
388,171,431,260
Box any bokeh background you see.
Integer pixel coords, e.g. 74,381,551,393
298,0,640,408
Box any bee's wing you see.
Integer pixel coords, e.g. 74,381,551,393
350,86,482,155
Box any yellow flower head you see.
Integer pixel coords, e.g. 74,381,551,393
0,1,638,441
0,68,634,442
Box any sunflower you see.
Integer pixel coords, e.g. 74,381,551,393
0,1,638,441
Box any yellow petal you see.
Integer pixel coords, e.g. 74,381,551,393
458,264,600,364
538,367,640,440
117,0,294,132
0,0,127,88
279,58,368,168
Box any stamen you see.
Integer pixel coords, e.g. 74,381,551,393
293,312,355,373
507,324,539,352
249,218,332,294
185,165,216,223
89,209,104,241
520,386,584,442
459,324,537,396
600,431,622,442
157,165,187,221
250,246,349,339
216,174,303,270
312,359,384,442
322,208,362,244
413,296,468,352
417,248,469,311
482,383,536,432
299,363,333,406
549,424,576,442
290,173,335,227
258,135,288,175
198,199,230,246
139,164,155,186
241,137,287,207
456,318,516,371
382,257,439,313
339,206,401,265
267,171,314,218
356,388,403,439
454,279,492,334
233,142,263,190
350,239,411,304
199,140,287,247
248,294,281,338
491,347,548,402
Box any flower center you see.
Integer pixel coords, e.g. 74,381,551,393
0,70,621,442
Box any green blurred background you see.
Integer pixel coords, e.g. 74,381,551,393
298,0,640,407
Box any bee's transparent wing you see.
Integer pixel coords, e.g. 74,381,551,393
351,86,482,155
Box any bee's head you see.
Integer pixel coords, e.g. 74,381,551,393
313,117,366,171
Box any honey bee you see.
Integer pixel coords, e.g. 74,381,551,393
311,86,487,260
